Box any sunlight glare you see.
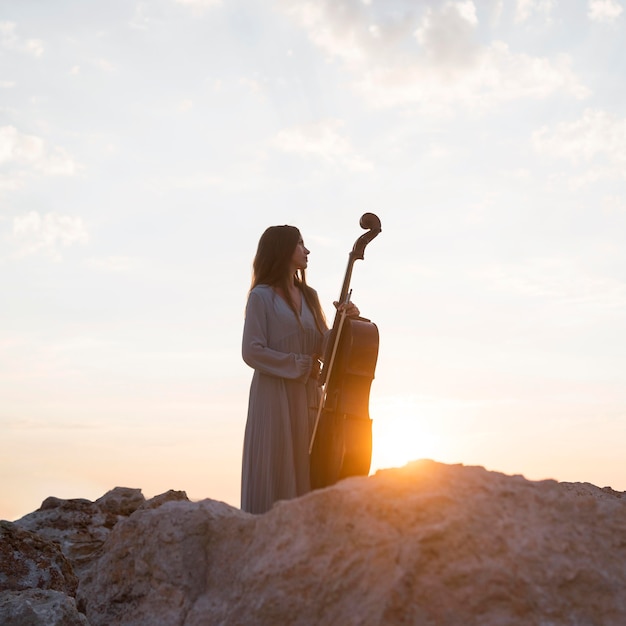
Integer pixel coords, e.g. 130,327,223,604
369,395,450,472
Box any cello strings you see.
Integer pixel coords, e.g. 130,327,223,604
308,290,352,453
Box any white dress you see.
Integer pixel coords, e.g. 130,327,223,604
241,284,326,514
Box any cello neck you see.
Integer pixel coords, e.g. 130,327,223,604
338,253,357,304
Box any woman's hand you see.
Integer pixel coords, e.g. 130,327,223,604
333,300,360,318
309,353,322,380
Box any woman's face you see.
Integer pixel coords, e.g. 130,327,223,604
290,236,310,271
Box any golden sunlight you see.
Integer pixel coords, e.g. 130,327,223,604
369,396,448,472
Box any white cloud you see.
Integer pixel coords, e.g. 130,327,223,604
456,0,479,24
11,211,89,259
588,0,623,22
515,0,555,23
272,119,373,171
354,41,588,112
0,125,79,176
282,0,372,65
279,0,589,112
415,2,480,72
533,109,626,168
0,125,44,164
0,21,43,57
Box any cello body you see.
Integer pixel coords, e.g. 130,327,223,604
309,213,381,490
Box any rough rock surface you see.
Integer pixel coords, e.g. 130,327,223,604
0,589,89,626
0,521,78,595
15,487,189,576
0,520,86,625
6,487,188,625
5,464,626,625
76,461,626,626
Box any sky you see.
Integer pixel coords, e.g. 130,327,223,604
2,0,626,521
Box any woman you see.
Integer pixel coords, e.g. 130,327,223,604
241,225,358,514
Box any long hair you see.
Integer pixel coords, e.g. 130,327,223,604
251,225,326,333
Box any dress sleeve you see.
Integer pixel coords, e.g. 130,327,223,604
242,290,313,382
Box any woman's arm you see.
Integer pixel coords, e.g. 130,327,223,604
242,290,313,382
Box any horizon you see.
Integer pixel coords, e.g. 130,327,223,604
2,0,626,522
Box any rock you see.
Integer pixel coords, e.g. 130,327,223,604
0,589,89,626
94,487,145,517
78,498,246,626
140,489,190,511
0,521,78,596
7,466,626,625
14,487,188,577
3,487,188,625
76,461,626,626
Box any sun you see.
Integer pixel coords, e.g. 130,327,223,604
368,396,448,472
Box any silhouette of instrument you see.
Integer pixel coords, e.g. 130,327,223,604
309,213,381,489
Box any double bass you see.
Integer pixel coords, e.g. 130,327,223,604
309,213,382,489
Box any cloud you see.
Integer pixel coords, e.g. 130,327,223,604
0,125,79,177
354,41,588,112
416,2,480,71
11,211,89,259
279,0,588,111
515,0,556,23
532,109,626,175
0,125,44,164
588,0,623,22
272,119,373,171
0,21,43,57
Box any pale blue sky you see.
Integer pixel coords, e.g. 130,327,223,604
2,0,626,520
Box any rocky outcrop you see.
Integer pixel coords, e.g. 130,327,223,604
0,589,89,626
0,521,78,595
15,487,189,576
5,462,626,625
5,487,188,625
0,521,84,625
78,461,626,626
